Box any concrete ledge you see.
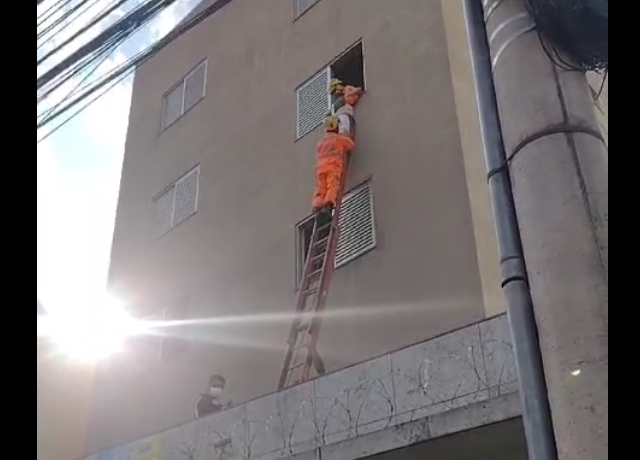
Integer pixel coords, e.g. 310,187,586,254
296,392,521,460
85,314,519,460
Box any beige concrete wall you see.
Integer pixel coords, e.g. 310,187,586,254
93,0,494,453
440,0,505,316
37,345,93,460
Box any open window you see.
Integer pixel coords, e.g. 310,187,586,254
295,41,365,139
330,41,365,92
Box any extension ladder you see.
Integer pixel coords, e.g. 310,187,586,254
277,160,350,390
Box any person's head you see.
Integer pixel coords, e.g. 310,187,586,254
330,78,344,96
324,115,340,134
208,374,226,397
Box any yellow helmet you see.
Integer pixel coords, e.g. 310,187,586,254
330,78,344,94
324,115,340,133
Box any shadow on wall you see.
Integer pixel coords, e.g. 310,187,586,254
370,418,528,460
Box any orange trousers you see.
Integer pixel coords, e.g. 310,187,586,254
313,158,344,209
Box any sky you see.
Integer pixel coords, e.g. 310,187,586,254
37,0,201,314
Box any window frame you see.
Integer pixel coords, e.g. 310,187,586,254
295,40,366,140
152,165,201,239
160,59,208,132
294,179,377,287
293,0,322,21
295,67,331,140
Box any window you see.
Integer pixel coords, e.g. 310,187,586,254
296,68,330,139
334,180,376,266
296,42,366,139
153,166,200,238
294,0,322,19
330,42,366,94
161,60,207,130
295,180,376,285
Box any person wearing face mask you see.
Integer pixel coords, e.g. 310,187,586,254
195,374,229,419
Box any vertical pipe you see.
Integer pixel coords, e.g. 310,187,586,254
461,1,558,459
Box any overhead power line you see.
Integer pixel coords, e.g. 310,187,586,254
38,0,236,136
37,0,171,104
38,0,103,46
38,0,75,28
37,0,132,68
525,0,608,72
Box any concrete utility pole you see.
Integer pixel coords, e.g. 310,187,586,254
481,1,609,459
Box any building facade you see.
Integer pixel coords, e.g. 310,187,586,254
90,0,507,454
37,301,94,460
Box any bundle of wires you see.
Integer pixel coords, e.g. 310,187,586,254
525,0,608,72
37,0,235,143
38,0,178,106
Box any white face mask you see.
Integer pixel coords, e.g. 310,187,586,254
210,387,223,397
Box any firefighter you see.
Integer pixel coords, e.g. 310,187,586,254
330,78,363,139
312,115,356,217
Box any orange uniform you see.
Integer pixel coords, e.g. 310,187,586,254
312,133,355,210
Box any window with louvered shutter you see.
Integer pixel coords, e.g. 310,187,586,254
296,68,330,139
153,186,176,238
335,182,376,267
295,181,376,285
152,166,200,238
294,0,321,18
161,60,207,131
184,61,207,112
161,84,184,130
173,167,200,226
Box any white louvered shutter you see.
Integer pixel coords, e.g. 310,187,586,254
335,183,376,267
295,0,321,18
173,167,200,226
161,84,184,130
184,62,206,112
296,68,330,139
153,186,175,238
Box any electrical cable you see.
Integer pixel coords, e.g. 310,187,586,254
38,0,75,28
594,69,608,101
38,14,135,104
38,0,103,46
525,0,608,72
38,48,115,126
37,0,172,100
38,0,236,133
37,0,132,67
37,1,177,127
38,72,131,146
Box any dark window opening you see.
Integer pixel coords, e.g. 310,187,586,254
301,220,314,261
330,42,365,91
297,217,315,287
295,215,335,287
